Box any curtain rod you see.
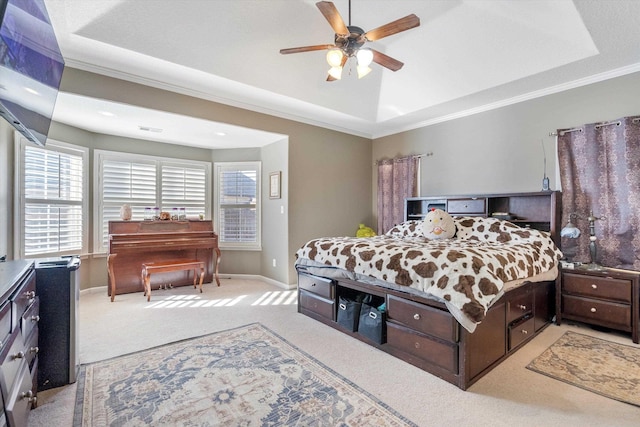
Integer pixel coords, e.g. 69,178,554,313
551,117,640,136
374,152,433,165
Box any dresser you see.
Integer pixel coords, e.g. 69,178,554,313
556,266,639,343
0,260,39,427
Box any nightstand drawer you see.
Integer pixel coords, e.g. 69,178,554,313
562,273,631,303
562,295,631,329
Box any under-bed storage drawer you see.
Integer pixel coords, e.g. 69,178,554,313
507,289,533,324
509,316,535,349
387,295,458,342
298,272,335,300
299,290,335,321
386,322,458,373
447,198,486,215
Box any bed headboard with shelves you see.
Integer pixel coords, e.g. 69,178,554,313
405,191,562,247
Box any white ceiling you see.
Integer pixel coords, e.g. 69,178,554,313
45,0,640,149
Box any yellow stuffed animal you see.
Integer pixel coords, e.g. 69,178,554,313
356,224,376,237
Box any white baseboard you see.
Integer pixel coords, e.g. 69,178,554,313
79,274,295,296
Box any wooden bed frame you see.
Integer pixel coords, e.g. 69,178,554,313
296,191,561,390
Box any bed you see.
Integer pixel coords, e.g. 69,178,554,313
295,191,562,390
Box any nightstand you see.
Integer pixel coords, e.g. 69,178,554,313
556,266,639,343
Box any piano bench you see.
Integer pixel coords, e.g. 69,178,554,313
141,260,205,302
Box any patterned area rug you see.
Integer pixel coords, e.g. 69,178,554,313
527,331,640,407
73,323,416,426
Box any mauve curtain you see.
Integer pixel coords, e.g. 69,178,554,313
377,156,418,234
557,115,640,269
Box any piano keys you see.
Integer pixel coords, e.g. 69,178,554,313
107,220,221,300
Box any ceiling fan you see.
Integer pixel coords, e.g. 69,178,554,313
280,1,420,81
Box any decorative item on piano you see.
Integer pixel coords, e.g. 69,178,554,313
160,211,171,220
120,204,132,220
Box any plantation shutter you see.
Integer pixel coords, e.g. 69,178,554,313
101,159,156,249
24,145,84,256
161,164,207,217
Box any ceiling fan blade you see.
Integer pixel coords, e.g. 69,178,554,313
363,14,420,42
316,1,349,35
372,49,404,71
327,54,349,81
280,44,335,55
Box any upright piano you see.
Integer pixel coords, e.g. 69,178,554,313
107,220,220,299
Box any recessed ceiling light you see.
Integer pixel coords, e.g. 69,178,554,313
24,87,39,95
215,132,226,136
99,111,116,117
138,126,163,133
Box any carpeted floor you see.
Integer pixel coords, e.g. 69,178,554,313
74,323,416,426
28,278,640,427
527,331,640,407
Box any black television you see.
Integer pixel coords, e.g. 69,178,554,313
0,0,64,146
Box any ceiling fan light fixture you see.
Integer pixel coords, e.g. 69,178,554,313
328,66,343,80
326,48,344,67
357,64,371,79
356,48,373,67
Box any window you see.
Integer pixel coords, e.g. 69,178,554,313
214,162,261,250
16,135,88,258
95,150,211,253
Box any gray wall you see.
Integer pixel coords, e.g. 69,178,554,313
10,67,373,289
4,67,638,290
372,71,640,223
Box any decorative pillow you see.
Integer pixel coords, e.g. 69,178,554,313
385,220,424,238
422,208,456,239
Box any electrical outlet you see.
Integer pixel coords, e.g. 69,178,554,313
272,258,276,267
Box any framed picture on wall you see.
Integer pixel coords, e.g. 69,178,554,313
269,171,281,199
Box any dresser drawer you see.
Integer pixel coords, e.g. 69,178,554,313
386,322,458,373
447,198,486,215
562,295,631,329
11,271,36,333
4,360,35,427
0,329,22,397
21,298,39,344
298,273,334,300
507,290,533,324
299,289,335,321
562,273,631,303
0,302,10,352
387,295,458,343
509,316,535,349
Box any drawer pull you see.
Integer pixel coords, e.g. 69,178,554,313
517,304,527,310
521,329,528,335
31,315,40,323
413,313,421,320
590,307,597,313
25,290,36,299
591,284,597,289
414,341,421,349
30,346,39,355
12,351,25,360
21,390,36,404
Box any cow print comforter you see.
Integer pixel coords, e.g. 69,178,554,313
295,217,563,332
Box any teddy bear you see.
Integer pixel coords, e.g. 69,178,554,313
422,208,456,239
